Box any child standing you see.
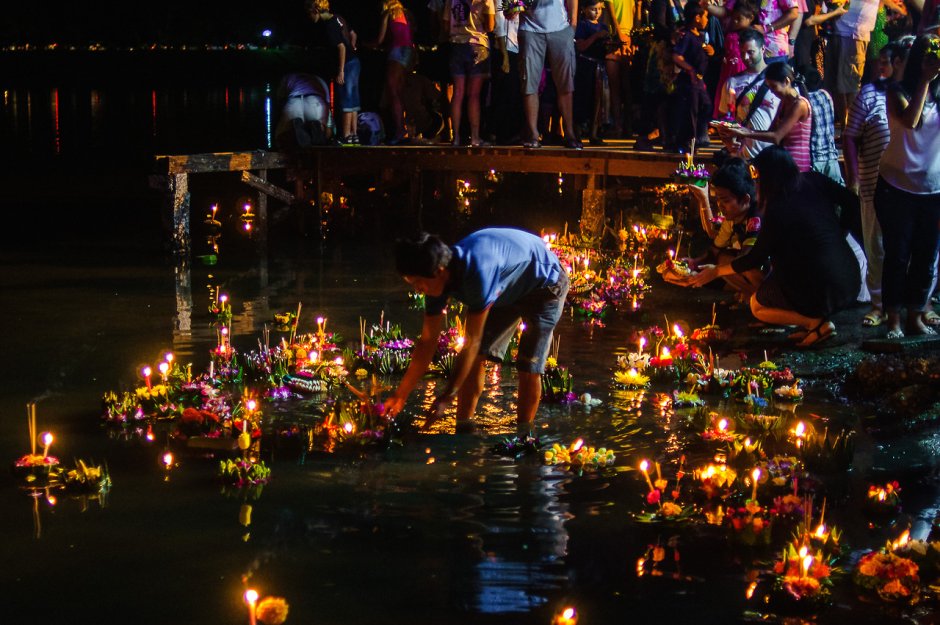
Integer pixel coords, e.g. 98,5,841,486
672,3,715,153
308,0,360,145
575,0,611,144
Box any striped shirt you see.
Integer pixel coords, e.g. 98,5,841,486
808,89,840,166
773,96,813,172
844,82,890,200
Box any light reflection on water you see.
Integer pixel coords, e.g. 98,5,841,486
0,83,272,164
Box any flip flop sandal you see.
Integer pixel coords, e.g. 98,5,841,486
861,311,884,327
922,310,940,327
796,320,836,348
885,327,905,339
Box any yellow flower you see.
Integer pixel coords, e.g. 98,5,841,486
354,368,368,379
661,502,683,517
546,356,558,368
614,369,649,387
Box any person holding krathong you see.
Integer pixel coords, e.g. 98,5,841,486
689,146,861,348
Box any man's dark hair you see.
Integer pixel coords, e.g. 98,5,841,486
738,28,765,50
394,232,452,277
684,3,706,26
711,157,755,202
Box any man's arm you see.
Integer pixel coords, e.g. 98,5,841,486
431,306,491,410
567,0,579,27
336,42,346,83
384,313,446,416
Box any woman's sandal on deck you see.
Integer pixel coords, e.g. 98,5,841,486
922,310,940,327
861,310,885,327
796,320,836,348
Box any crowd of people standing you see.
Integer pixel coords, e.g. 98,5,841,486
284,0,940,343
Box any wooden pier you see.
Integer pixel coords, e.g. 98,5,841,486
153,142,699,255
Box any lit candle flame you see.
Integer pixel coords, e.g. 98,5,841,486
745,581,757,599
163,452,174,467
718,419,728,432
815,524,826,538
244,589,259,604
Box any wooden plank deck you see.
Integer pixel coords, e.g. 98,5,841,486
153,140,710,255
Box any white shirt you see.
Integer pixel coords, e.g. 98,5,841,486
881,99,940,194
519,0,570,34
834,0,879,42
720,69,781,160
494,10,520,53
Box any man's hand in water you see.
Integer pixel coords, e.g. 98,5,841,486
384,394,405,418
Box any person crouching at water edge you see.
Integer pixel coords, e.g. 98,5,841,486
384,228,569,433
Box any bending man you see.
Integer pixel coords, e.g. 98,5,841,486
385,228,569,432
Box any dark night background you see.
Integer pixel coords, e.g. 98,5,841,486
0,1,436,46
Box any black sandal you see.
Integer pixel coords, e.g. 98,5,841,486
796,320,835,348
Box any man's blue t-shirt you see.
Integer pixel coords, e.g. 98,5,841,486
424,228,563,314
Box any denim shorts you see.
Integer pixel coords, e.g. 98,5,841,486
480,272,569,374
519,26,576,95
336,57,361,113
449,42,490,77
388,45,415,69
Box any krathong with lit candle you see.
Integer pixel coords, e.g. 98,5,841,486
634,457,697,523
767,543,836,608
865,481,902,517
890,534,940,585
209,290,233,325
701,413,736,442
613,367,650,390
15,404,61,483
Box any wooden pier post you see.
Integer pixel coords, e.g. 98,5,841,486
169,173,190,256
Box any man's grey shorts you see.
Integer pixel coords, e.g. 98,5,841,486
519,26,576,95
480,272,569,374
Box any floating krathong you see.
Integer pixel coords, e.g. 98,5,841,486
544,438,615,470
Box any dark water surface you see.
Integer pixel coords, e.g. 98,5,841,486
2,81,940,625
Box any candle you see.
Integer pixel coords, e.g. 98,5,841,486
142,366,152,390
554,607,578,625
638,337,646,353
41,432,53,459
801,555,813,578
639,460,655,491
158,361,169,383
244,589,259,625
750,467,760,501
209,361,215,378
659,347,672,365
